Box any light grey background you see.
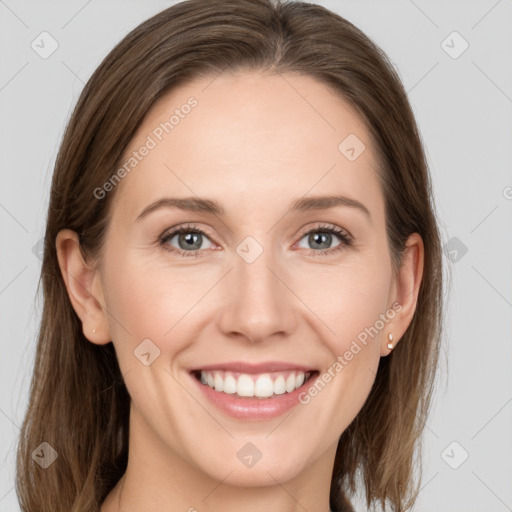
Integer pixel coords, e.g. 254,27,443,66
1,1,511,511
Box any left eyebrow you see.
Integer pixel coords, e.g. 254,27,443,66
289,195,371,220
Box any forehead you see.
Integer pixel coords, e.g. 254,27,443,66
110,70,383,222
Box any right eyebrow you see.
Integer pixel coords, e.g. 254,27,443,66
136,197,224,221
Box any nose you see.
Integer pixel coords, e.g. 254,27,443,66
217,240,298,344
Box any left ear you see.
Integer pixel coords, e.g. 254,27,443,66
381,232,424,356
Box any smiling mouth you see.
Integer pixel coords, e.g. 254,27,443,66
191,369,319,399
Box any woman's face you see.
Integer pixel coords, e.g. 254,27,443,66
61,70,422,492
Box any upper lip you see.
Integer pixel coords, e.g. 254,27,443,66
189,361,318,374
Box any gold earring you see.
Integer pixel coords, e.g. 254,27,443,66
387,333,394,350
92,328,97,334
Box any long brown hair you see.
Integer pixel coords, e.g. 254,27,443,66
16,1,444,510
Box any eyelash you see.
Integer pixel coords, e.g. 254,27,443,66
158,223,353,258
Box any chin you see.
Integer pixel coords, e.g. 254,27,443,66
195,448,308,488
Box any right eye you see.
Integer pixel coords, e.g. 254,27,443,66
159,224,216,257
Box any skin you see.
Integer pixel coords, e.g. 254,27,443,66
56,70,423,512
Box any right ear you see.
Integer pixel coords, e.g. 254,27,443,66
55,229,111,345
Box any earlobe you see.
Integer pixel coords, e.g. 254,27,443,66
382,233,424,356
55,229,111,345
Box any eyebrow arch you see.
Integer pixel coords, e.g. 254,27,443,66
136,194,371,221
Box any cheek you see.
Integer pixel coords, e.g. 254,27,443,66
295,265,391,426
297,260,392,353
101,252,212,361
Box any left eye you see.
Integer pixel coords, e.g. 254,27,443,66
297,228,345,251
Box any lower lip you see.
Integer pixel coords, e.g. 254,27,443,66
189,371,318,421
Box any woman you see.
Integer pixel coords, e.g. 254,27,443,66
16,0,444,511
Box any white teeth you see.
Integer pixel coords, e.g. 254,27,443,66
273,375,286,395
223,373,237,394
237,374,255,397
285,373,296,393
254,374,274,398
198,370,310,398
213,372,224,392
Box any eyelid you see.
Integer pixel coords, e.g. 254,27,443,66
293,223,353,257
158,223,218,250
296,222,353,242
